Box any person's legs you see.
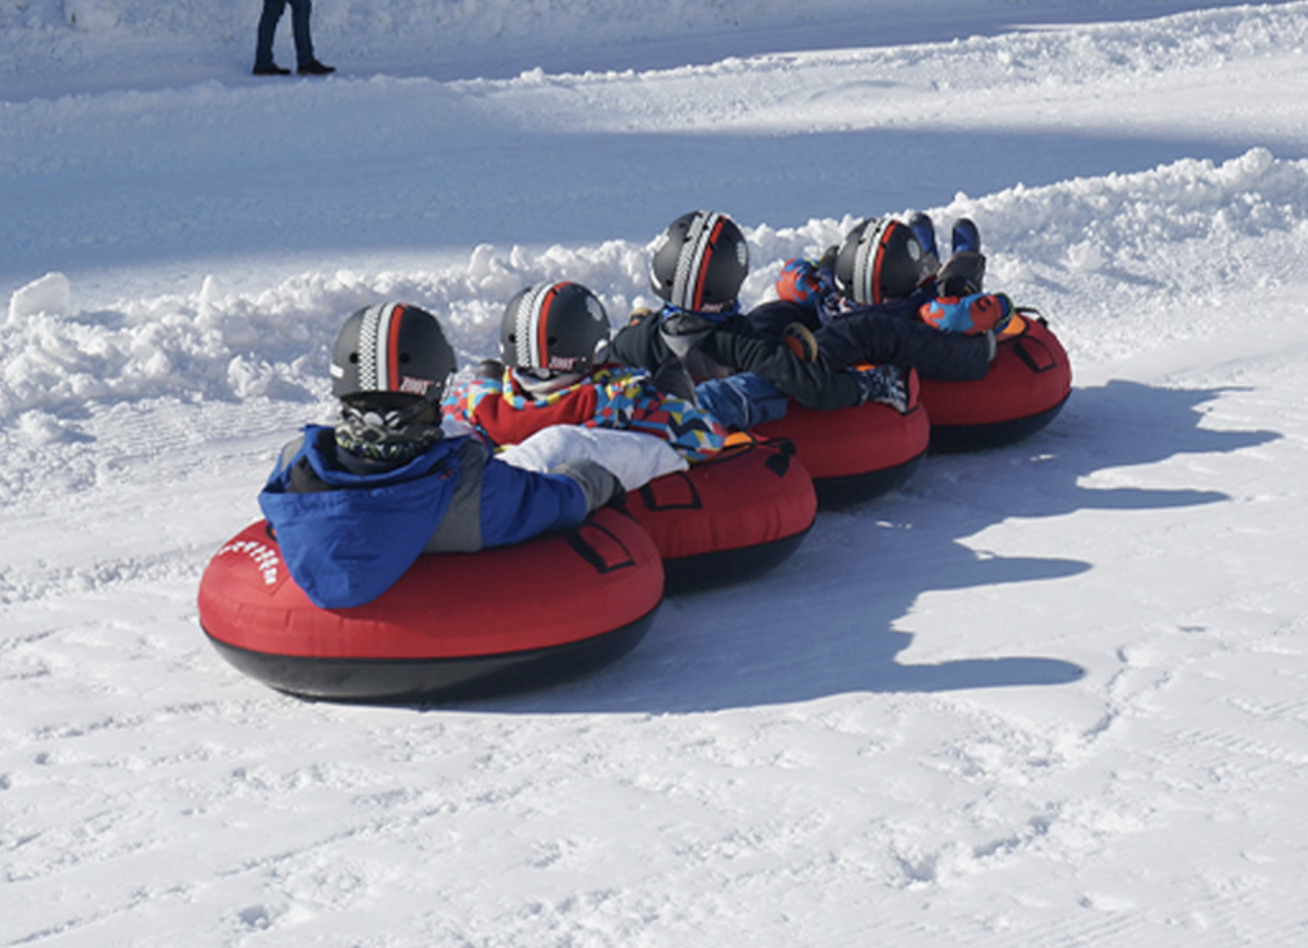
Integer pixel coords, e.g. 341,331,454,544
288,0,317,69
254,0,287,70
937,249,985,297
695,374,790,430
815,310,992,381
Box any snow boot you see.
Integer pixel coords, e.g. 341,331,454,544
951,218,981,255
907,211,939,261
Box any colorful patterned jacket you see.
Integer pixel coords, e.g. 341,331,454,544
442,363,728,463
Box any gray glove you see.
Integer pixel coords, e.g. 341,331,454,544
551,459,623,513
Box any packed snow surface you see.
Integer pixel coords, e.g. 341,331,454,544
3,1,1308,945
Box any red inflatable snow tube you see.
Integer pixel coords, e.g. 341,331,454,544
919,315,1072,452
198,506,663,703
620,438,817,593
753,370,930,508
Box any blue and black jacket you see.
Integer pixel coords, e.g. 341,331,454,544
259,426,591,609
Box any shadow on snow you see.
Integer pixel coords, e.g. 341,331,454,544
464,378,1279,713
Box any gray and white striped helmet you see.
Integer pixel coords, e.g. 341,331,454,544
330,303,457,403
649,210,749,311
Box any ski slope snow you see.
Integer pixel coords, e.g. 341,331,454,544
3,1,1308,945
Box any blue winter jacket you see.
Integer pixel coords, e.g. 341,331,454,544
258,425,590,609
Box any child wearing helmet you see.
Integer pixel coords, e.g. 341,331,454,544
755,212,1008,378
259,302,633,610
606,210,908,430
442,281,729,463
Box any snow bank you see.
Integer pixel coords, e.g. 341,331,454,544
0,0,1043,43
6,271,70,323
5,149,1305,429
1,0,1278,104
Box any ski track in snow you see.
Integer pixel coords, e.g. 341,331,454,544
4,2,1308,946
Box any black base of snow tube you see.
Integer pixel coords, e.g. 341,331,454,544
662,525,813,595
928,395,1070,454
202,604,659,704
812,451,926,509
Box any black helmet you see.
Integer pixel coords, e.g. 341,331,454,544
834,218,935,305
331,302,457,404
649,210,749,311
500,281,611,373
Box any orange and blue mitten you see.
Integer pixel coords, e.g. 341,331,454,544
919,292,1014,335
